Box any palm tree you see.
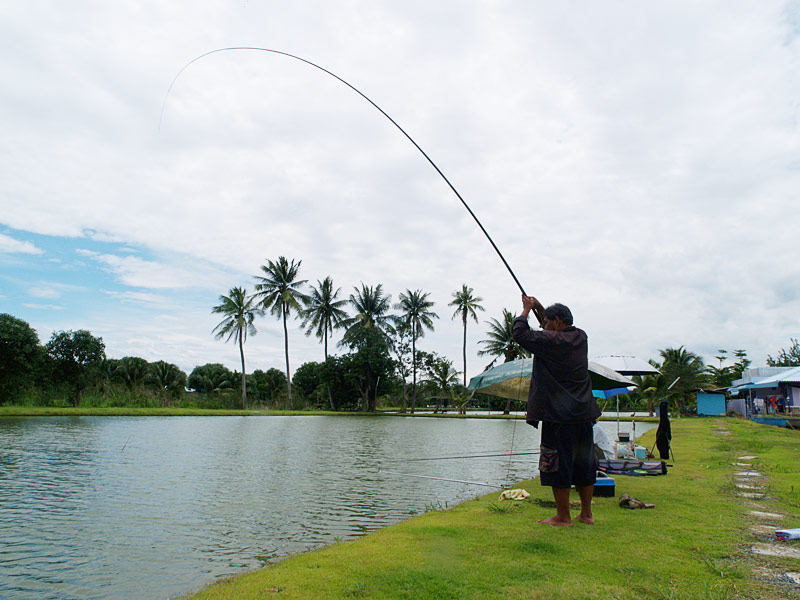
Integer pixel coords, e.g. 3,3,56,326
426,355,460,413
212,286,261,409
478,309,531,364
394,289,438,413
113,356,150,392
301,276,348,360
147,361,187,407
631,372,665,416
301,276,348,410
658,346,707,414
391,321,413,412
449,284,485,386
253,257,308,408
340,283,394,347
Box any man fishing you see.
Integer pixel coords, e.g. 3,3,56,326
512,295,601,526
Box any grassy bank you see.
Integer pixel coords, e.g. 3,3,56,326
184,418,799,600
0,405,655,422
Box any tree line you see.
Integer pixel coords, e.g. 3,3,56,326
0,256,492,410
3,259,798,412
210,256,492,411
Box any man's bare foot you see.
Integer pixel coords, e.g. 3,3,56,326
537,515,573,526
576,514,594,524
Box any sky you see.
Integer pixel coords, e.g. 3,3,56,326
1,1,799,381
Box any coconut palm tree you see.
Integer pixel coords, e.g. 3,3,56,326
395,289,438,413
478,309,531,364
253,257,308,408
147,361,187,407
631,372,665,416
391,321,413,412
658,346,707,414
212,286,261,409
113,356,150,392
301,276,348,360
340,283,394,347
449,284,485,386
425,354,460,413
301,276,348,410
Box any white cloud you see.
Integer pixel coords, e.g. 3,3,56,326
28,282,86,299
0,233,43,255
23,303,65,310
77,249,231,291
103,290,171,306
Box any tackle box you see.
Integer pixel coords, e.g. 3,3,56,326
594,472,615,497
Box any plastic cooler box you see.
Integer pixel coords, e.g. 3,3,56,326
594,472,615,497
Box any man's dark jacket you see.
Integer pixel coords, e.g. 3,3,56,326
512,316,600,426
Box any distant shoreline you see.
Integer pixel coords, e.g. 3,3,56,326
0,405,658,421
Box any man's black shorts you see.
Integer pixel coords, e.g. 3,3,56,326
538,421,597,488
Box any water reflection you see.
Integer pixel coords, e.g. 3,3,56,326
0,416,653,599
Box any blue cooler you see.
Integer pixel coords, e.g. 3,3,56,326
594,472,615,497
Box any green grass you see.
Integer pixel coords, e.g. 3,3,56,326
0,404,656,422
183,417,800,600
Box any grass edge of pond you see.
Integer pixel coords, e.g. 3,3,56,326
0,405,656,422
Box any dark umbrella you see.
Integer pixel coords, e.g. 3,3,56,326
467,358,635,400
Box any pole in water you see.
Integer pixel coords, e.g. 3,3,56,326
160,47,527,295
379,469,504,489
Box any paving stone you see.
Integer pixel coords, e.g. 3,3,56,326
738,455,759,460
749,510,785,520
751,543,800,559
750,524,776,535
735,482,765,490
738,492,766,499
735,471,763,477
733,462,752,467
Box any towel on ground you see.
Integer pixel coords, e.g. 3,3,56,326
499,488,530,501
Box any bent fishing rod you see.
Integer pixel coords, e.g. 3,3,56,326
160,47,527,295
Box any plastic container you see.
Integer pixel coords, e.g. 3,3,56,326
594,474,615,497
635,445,647,459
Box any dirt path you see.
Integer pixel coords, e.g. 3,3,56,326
715,424,800,596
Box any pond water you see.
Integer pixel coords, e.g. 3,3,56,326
0,416,655,599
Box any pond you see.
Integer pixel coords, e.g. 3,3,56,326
0,416,655,599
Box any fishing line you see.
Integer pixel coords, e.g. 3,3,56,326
382,450,540,463
159,47,527,295
379,469,502,489
503,358,528,488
